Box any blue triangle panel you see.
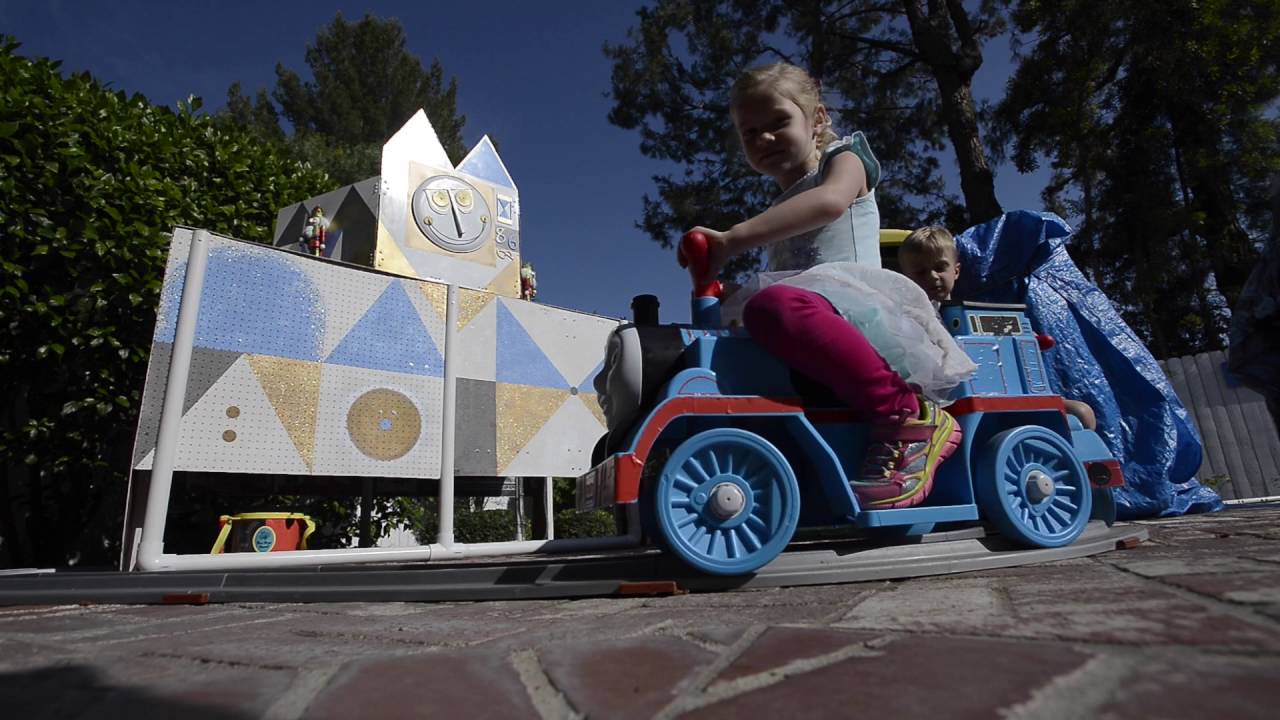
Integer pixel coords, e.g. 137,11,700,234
153,261,186,344
496,302,568,389
194,247,323,361
578,359,605,393
457,137,516,190
326,283,443,376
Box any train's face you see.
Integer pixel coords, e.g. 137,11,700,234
594,324,692,435
594,327,643,432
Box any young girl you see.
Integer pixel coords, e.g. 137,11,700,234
682,63,975,509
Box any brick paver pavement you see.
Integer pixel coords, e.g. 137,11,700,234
2,505,1278,719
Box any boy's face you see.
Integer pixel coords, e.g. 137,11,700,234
901,250,960,302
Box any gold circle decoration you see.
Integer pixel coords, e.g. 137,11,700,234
226,406,241,419
223,430,237,442
346,389,422,461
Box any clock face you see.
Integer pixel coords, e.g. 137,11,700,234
410,175,491,253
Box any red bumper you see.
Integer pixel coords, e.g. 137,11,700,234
1086,459,1124,488
576,452,644,511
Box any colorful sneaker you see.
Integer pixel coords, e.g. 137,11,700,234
851,398,962,509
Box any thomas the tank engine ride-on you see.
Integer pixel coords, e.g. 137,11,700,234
578,231,1124,576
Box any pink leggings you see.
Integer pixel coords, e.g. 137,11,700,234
743,284,919,422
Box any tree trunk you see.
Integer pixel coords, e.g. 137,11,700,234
933,70,1004,225
900,0,1004,226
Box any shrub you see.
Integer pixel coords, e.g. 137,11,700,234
406,502,533,545
553,509,617,539
0,38,331,566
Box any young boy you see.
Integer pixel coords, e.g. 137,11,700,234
899,226,1098,430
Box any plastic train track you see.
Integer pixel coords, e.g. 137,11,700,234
0,521,1146,606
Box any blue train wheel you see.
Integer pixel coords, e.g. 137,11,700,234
975,426,1092,548
654,428,800,575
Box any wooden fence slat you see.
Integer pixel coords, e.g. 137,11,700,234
1220,355,1280,496
1161,357,1218,485
1169,356,1229,493
1196,351,1254,498
1208,350,1264,499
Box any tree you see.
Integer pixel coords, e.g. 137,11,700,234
264,13,467,185
222,81,284,144
0,38,332,566
994,0,1279,356
605,0,1007,274
898,0,1005,223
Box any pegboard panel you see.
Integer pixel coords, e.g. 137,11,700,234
313,363,443,478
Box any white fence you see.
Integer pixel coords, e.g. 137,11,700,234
1161,350,1280,500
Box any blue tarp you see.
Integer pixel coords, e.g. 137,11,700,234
954,211,1222,518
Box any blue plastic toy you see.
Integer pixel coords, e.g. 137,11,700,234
578,232,1123,576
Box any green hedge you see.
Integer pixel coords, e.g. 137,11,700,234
404,502,615,544
554,509,617,539
0,38,331,566
407,505,532,545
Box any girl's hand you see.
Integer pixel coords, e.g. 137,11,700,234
677,226,731,285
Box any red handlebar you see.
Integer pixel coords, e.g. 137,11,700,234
681,231,723,299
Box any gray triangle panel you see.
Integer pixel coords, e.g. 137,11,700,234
131,342,171,467
183,348,246,415
274,203,308,248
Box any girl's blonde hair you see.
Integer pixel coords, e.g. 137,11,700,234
899,225,959,263
730,63,839,150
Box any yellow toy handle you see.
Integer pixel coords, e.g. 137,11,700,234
299,515,316,549
211,515,234,554
210,513,315,554
879,228,911,247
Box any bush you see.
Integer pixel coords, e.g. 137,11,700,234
455,509,531,544
405,501,532,545
554,509,617,539
0,37,332,566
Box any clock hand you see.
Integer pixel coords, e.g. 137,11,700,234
449,191,464,237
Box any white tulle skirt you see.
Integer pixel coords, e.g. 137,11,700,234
720,262,978,403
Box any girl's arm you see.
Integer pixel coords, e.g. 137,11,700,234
682,152,868,282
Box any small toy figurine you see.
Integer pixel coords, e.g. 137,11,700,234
520,262,537,301
301,207,328,257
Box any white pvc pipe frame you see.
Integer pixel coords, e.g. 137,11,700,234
134,230,639,572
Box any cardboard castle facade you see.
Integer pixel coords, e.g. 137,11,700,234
272,111,523,298
128,114,616,499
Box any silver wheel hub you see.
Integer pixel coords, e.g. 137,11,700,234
1026,470,1055,502
707,482,746,520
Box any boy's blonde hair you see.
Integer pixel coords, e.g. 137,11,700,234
730,63,839,149
899,225,958,264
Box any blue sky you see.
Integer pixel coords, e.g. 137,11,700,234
2,0,1046,321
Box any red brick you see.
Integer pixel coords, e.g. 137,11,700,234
686,635,1093,719
715,626,882,683
538,636,714,719
307,651,537,719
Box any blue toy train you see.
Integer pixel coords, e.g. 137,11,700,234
577,233,1123,576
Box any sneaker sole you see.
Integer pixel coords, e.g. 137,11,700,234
865,413,962,509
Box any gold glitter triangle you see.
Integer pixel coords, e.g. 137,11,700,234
457,287,495,330
495,384,570,473
248,355,322,472
484,259,520,298
578,393,606,430
419,281,447,321
374,226,419,279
